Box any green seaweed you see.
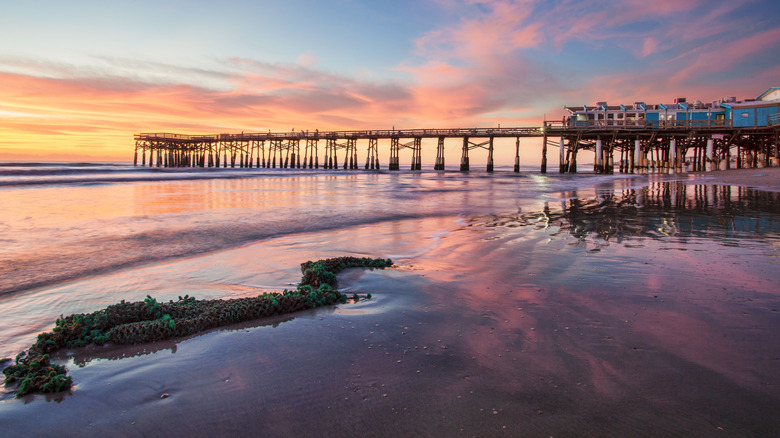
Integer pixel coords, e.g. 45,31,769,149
3,353,72,397
2,256,392,397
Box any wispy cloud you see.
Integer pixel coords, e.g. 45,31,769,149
401,0,779,110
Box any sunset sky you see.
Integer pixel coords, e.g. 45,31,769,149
2,0,780,162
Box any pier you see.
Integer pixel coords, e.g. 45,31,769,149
134,122,779,173
133,127,538,172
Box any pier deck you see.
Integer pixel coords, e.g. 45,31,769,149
134,122,779,173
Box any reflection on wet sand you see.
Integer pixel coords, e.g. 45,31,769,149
64,314,297,368
469,182,780,244
389,180,780,435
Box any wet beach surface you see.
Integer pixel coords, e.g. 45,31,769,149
1,172,780,437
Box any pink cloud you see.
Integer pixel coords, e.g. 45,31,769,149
541,0,748,58
641,38,660,57
2,0,779,162
415,0,541,62
668,26,780,85
414,0,778,114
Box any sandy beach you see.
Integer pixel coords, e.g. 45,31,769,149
1,167,779,437
688,166,780,191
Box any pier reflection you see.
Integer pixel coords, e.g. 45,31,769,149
470,182,780,244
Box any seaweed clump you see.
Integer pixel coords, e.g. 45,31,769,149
3,256,392,397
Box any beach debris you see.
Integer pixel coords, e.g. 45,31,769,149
3,256,392,397
2,353,71,397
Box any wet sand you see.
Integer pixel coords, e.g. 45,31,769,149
2,169,780,437
689,166,780,191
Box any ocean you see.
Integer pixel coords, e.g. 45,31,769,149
0,163,577,354
1,162,780,435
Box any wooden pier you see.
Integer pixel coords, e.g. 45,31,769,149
134,121,780,173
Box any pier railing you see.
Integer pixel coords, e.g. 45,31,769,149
136,127,547,142
544,119,732,130
135,119,743,144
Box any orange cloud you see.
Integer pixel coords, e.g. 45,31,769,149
2,0,778,162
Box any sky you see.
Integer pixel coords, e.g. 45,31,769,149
2,0,780,162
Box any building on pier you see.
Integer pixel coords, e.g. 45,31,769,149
554,88,780,174
720,87,780,127
564,87,780,129
565,98,728,128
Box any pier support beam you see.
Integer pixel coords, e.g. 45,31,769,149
669,138,676,174
303,139,312,169
568,143,578,173
390,138,400,170
595,138,603,173
634,139,641,174
706,138,714,171
435,136,445,170
412,137,422,170
327,139,338,170
559,138,566,173
460,137,470,171
324,140,331,169
541,134,548,173
514,137,520,172
343,139,356,169
352,138,358,169
487,137,494,172
314,140,319,169
775,134,780,167
366,138,378,170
